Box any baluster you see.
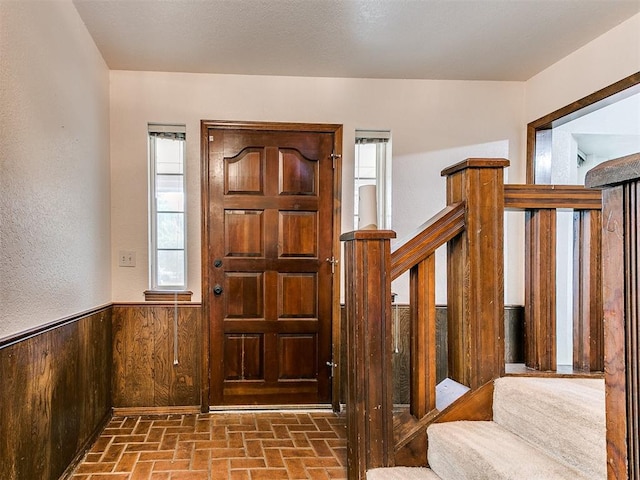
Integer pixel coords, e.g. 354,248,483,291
410,254,436,418
524,208,557,371
572,209,603,372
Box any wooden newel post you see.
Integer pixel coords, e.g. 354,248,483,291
586,153,640,480
341,229,397,480
442,158,509,389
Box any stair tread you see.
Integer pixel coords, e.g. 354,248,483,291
427,420,595,480
367,467,441,480
493,377,605,478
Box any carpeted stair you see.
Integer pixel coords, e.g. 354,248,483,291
367,376,605,480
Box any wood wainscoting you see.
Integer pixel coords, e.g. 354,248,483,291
111,303,201,411
0,306,112,480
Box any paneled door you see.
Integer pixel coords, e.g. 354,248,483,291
202,121,342,407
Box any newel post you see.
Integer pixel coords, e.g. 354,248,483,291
442,158,509,389
341,230,397,480
586,153,640,480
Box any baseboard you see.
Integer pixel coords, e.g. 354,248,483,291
59,409,112,480
112,405,201,416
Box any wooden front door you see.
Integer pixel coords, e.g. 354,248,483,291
202,121,342,407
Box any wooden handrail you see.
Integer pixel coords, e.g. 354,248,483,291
390,202,465,281
504,184,602,210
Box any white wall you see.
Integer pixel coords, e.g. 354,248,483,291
109,72,525,303
0,0,111,338
525,13,640,123
523,13,640,365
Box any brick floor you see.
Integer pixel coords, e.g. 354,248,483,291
69,412,347,480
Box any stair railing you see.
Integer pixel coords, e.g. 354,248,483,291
341,158,509,480
341,157,610,480
503,184,603,372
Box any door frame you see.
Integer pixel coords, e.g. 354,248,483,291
526,72,640,183
200,120,343,412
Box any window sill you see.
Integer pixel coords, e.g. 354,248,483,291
144,290,193,302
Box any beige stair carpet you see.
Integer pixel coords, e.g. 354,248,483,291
367,377,606,480
367,467,441,480
492,377,606,479
427,420,594,480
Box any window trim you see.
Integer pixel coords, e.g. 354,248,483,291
354,129,392,230
148,123,188,294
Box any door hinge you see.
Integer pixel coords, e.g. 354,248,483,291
326,361,337,378
326,256,339,274
330,152,341,169
209,135,214,142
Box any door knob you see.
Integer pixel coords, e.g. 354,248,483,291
213,284,223,295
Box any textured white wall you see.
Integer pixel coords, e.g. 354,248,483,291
523,14,640,365
0,0,111,337
109,72,525,303
525,13,640,123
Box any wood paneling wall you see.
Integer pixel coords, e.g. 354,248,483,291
0,307,112,480
112,304,201,408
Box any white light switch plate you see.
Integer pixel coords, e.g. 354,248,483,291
118,250,136,267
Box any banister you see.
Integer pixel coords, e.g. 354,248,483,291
390,202,465,281
504,184,602,210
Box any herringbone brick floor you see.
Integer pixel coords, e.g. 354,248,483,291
69,411,347,480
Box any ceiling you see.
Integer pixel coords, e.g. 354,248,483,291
72,0,640,81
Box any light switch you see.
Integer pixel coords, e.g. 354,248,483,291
118,250,136,267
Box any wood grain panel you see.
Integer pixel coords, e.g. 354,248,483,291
573,209,604,372
225,273,264,318
225,148,263,194
524,209,557,371
586,153,640,480
410,255,437,419
600,186,631,480
341,230,396,479
224,210,264,257
279,273,317,318
112,304,201,408
0,307,111,480
445,159,507,388
278,211,318,257
504,184,602,210
224,334,263,380
279,148,317,195
278,334,317,379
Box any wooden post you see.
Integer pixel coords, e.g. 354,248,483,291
573,209,603,372
442,158,509,389
586,153,640,480
524,209,557,371
410,254,437,418
341,230,397,480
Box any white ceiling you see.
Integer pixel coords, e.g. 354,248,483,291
72,0,640,81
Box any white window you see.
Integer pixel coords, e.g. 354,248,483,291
148,124,186,290
354,130,392,229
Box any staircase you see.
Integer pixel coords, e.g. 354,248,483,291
367,376,606,480
342,156,640,479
